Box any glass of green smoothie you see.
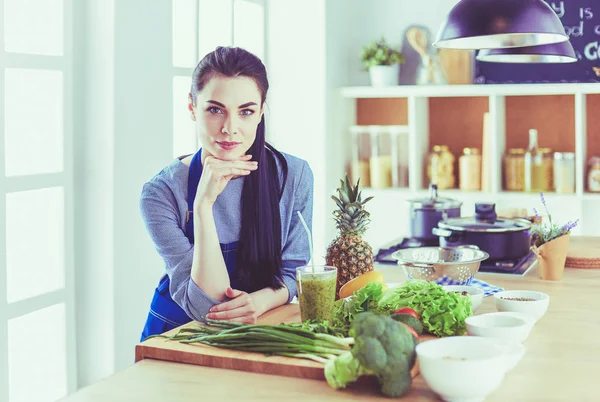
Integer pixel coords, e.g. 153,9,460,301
296,265,337,322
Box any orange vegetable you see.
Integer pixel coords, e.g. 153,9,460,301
338,270,385,299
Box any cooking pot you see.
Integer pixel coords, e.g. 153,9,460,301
432,203,532,261
407,184,462,242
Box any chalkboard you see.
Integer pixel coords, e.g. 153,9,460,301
475,0,600,84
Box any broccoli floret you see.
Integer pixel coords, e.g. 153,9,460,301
325,312,417,398
324,350,368,389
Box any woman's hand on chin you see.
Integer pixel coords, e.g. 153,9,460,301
206,287,259,324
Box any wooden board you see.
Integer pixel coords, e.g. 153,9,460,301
438,49,475,85
135,304,429,381
566,236,600,269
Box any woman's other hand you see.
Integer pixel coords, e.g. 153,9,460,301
194,155,257,208
206,287,260,324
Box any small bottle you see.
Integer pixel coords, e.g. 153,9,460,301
524,129,544,192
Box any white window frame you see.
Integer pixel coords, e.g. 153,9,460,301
0,0,78,399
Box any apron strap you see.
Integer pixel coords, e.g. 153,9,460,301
185,149,203,243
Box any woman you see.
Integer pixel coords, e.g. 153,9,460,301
139,46,313,340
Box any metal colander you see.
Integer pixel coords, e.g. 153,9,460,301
391,246,490,285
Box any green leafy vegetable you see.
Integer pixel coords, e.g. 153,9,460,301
284,319,347,338
333,282,384,335
376,280,472,337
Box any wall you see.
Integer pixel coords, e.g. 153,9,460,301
340,0,459,86
72,0,116,387
266,0,328,262
73,0,174,386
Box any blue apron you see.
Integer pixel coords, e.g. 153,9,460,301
140,149,240,341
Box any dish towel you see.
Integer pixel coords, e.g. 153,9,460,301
434,276,505,297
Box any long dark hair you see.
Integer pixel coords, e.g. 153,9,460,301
190,46,288,292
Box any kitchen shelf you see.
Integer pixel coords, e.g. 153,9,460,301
341,83,600,98
339,83,600,246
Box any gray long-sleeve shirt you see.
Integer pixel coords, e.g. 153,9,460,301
139,151,313,322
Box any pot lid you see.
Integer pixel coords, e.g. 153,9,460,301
439,217,532,233
438,203,532,233
407,184,463,210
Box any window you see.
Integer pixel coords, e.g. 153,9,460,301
1,0,77,401
171,0,266,159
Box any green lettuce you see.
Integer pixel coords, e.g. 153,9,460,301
375,280,472,337
333,282,384,336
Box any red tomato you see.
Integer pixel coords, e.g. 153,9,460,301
399,322,419,341
393,307,419,320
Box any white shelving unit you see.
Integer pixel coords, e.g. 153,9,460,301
339,83,600,249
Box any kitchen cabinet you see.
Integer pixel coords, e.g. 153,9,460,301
339,83,600,248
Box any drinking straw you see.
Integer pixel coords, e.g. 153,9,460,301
296,211,315,274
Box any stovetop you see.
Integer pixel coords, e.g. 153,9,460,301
374,238,537,276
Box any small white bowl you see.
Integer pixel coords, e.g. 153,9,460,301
416,336,513,402
442,285,484,313
494,290,550,321
487,338,526,372
466,312,535,343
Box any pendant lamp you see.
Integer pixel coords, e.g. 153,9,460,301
476,40,577,63
433,0,568,50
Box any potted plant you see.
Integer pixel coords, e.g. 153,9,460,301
530,192,579,280
360,37,405,87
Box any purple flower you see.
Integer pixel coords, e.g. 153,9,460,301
533,208,540,221
539,191,546,207
562,219,579,232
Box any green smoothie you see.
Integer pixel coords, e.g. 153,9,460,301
296,266,337,322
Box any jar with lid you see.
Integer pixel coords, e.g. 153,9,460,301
369,126,392,189
504,148,525,191
349,126,371,187
390,126,409,188
459,147,481,191
553,152,575,194
540,148,554,192
426,145,455,189
589,156,600,192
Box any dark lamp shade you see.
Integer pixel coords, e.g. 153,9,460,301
476,40,577,63
433,0,569,50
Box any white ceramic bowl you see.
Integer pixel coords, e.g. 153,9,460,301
488,338,526,372
494,290,550,321
416,336,514,402
442,285,484,313
465,312,535,343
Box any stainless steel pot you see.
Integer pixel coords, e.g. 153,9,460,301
433,203,532,261
407,184,462,242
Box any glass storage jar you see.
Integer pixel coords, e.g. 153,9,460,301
349,126,371,187
369,126,392,189
459,147,481,191
504,148,526,191
426,145,455,189
553,152,575,194
589,156,600,193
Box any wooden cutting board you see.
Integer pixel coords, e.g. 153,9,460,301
438,49,475,85
566,236,600,269
135,304,429,380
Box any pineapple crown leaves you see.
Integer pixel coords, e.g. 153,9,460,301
331,174,373,236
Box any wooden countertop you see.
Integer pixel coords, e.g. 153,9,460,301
60,264,600,402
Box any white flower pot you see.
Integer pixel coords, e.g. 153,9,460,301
369,64,400,87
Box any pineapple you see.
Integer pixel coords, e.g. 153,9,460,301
326,174,375,298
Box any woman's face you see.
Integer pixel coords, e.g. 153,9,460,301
189,74,263,161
